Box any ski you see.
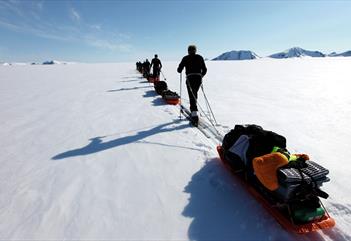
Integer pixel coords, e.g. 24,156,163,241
216,145,335,234
180,105,211,138
197,116,223,143
180,104,224,142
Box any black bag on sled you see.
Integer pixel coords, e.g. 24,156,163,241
162,90,180,99
222,124,286,174
154,81,168,95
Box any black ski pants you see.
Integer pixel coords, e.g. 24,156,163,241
186,75,202,112
153,67,160,77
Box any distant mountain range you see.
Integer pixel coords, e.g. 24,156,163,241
213,47,351,60
42,60,64,65
212,50,259,60
2,48,351,65
1,60,73,66
328,50,351,57
269,47,325,58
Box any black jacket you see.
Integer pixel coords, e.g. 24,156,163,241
177,54,207,76
151,58,162,69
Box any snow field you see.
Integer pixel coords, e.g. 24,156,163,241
1,58,351,240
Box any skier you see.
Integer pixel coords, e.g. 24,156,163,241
143,59,151,77
150,54,162,77
136,61,143,72
177,45,207,124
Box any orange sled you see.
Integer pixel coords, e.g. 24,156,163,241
162,90,180,105
216,145,335,234
165,98,180,105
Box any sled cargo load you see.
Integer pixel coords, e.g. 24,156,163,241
217,124,335,233
154,81,168,95
162,90,180,105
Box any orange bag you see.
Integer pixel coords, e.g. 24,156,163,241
253,153,289,191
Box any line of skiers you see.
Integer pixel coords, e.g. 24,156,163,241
136,54,180,105
136,54,163,79
136,46,335,231
136,45,208,123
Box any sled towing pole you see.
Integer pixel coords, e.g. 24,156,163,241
179,73,183,120
201,83,218,125
161,70,167,81
185,74,222,140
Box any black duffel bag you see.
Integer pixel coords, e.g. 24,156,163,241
154,81,168,95
222,124,286,175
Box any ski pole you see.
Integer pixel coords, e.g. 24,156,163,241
161,70,166,81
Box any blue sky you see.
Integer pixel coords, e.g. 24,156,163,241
0,0,350,62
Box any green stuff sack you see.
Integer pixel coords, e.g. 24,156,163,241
292,207,325,223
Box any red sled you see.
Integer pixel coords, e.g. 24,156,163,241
165,98,180,105
216,145,335,234
162,90,180,105
148,76,160,83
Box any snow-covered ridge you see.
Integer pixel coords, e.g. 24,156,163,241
213,50,259,60
269,47,325,58
212,47,351,60
1,60,75,66
328,50,351,57
42,60,68,65
1,62,27,66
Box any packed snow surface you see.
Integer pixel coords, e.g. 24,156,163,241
213,50,259,60
270,47,325,58
1,58,351,240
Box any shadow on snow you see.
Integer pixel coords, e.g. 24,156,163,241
139,80,150,84
143,90,158,98
52,121,188,160
119,76,144,82
151,98,167,106
107,86,151,92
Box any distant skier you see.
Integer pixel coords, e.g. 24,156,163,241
150,54,162,77
136,61,143,72
177,45,207,124
143,59,150,77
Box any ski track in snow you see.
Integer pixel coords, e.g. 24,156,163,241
0,59,351,240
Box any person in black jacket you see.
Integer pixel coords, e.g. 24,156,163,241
142,59,150,77
177,45,207,121
150,54,162,77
